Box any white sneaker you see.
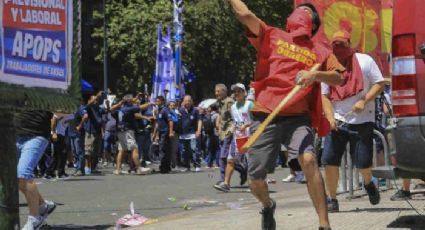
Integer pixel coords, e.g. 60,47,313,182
295,171,306,183
39,200,56,219
136,167,153,175
22,216,46,230
195,167,201,172
145,161,152,165
282,174,296,183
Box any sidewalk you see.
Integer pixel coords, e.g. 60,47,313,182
134,183,425,230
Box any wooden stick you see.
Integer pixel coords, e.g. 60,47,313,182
240,64,321,152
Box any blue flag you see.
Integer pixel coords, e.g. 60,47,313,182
152,24,180,102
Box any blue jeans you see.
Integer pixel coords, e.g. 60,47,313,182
181,138,201,169
70,135,85,172
16,136,49,179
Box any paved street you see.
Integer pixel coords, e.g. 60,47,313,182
19,166,425,230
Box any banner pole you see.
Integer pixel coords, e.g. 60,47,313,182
0,110,20,230
103,0,108,92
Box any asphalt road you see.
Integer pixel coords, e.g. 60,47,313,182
19,165,297,229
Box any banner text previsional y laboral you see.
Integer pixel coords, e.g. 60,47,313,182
0,0,72,89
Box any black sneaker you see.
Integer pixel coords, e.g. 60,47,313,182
327,198,339,212
240,171,248,186
213,182,230,192
364,182,380,205
43,174,55,180
319,227,332,230
390,190,411,201
260,199,276,230
58,173,69,179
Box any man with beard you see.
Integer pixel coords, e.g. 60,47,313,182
321,30,384,212
228,1,345,229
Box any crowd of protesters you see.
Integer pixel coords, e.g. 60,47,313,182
30,83,260,180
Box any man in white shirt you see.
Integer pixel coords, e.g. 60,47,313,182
321,30,385,212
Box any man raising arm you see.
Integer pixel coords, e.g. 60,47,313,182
228,1,345,230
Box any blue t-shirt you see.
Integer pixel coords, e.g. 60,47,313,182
117,105,140,131
69,105,87,136
157,106,172,134
104,113,117,132
84,105,106,134
137,104,154,131
178,107,199,135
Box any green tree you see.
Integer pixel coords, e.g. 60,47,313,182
92,0,293,99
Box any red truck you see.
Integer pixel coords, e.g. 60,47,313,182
383,0,425,179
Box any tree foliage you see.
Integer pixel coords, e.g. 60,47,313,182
92,0,293,99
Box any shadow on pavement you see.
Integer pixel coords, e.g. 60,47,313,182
231,185,249,189
387,215,425,229
20,202,64,207
62,178,104,182
47,224,113,229
338,207,413,213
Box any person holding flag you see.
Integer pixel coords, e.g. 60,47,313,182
227,1,345,229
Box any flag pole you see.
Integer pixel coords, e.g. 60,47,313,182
173,0,183,100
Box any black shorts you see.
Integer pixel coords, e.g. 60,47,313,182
321,122,374,169
247,114,314,180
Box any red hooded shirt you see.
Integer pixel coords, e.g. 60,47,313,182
247,23,344,136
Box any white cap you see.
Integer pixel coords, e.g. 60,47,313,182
231,83,246,91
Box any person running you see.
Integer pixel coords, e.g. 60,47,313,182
214,83,252,192
16,110,57,229
228,1,345,229
321,30,384,212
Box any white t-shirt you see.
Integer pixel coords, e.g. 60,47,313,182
231,100,254,137
321,53,384,124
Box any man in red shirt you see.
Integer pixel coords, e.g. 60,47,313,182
228,1,345,230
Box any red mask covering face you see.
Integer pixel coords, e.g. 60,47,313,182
285,8,313,38
332,43,354,64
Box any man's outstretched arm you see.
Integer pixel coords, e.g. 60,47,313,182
228,0,262,36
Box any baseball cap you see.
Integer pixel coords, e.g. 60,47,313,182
231,83,246,92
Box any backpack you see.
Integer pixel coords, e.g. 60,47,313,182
203,113,215,135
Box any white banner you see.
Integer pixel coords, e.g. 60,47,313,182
0,0,73,90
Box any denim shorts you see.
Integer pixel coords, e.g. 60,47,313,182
321,122,374,169
16,136,49,179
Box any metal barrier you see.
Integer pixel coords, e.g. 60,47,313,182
337,129,392,198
